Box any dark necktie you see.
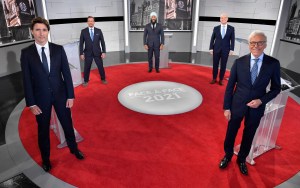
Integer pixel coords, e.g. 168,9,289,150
251,58,259,84
41,47,49,74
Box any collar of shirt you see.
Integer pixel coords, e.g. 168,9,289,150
89,27,94,31
35,42,51,71
250,53,264,74
221,24,227,30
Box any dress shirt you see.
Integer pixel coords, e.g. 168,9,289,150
220,24,227,36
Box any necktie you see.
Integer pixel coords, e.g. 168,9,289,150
90,28,94,41
221,26,225,38
41,47,49,74
251,58,259,84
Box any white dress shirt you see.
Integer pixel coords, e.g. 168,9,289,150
35,42,51,72
220,24,227,36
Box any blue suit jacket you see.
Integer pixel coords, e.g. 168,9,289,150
143,23,165,48
209,25,235,53
21,43,74,108
79,27,106,57
223,54,281,118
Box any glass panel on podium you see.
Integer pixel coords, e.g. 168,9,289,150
235,38,249,57
234,76,299,165
49,41,84,148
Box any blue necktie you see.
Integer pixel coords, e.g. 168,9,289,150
221,26,225,38
41,47,49,74
251,58,259,84
90,28,94,41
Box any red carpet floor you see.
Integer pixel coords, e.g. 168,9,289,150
19,63,300,188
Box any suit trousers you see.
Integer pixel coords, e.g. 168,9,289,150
84,55,106,82
223,108,261,162
212,50,229,80
35,96,78,163
148,46,160,70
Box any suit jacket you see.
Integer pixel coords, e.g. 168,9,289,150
209,25,235,53
21,43,74,108
79,27,106,57
223,54,281,118
143,23,165,48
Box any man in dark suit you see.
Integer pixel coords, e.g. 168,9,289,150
144,12,164,73
21,17,84,172
219,31,281,175
79,16,107,86
209,13,235,85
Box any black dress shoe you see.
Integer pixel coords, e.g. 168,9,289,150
42,162,52,172
71,150,84,160
219,157,231,169
148,69,152,73
156,69,160,73
210,79,216,84
219,80,223,85
237,161,248,175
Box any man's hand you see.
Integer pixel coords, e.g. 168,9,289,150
66,99,74,108
144,45,148,50
80,55,85,61
160,44,164,50
101,53,106,59
224,110,231,121
247,99,262,108
229,51,234,55
210,50,213,55
30,105,42,115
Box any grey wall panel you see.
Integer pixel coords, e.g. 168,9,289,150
276,41,300,74
0,42,32,77
197,0,280,55
129,32,192,52
45,0,124,52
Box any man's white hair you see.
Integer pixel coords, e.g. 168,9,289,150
150,12,157,18
248,30,267,42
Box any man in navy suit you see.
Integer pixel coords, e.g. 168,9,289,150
80,16,107,86
21,17,84,172
209,13,235,85
144,12,165,73
219,31,281,175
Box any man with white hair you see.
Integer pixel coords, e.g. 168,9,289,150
219,30,281,175
209,13,235,85
143,12,165,73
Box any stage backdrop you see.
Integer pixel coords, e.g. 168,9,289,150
283,0,300,44
129,0,193,31
0,0,36,46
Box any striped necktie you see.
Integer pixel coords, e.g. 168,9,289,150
251,58,259,84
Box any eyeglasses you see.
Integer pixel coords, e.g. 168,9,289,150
249,41,266,47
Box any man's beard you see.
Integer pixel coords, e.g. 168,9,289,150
151,19,157,24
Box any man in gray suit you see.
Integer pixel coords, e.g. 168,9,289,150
144,12,165,73
79,16,107,86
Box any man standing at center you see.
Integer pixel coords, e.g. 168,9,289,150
209,13,235,85
80,16,107,86
144,12,165,73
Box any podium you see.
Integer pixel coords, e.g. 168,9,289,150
49,41,84,148
63,41,82,87
234,82,298,165
152,33,173,68
50,107,83,148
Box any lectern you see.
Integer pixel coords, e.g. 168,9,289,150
49,41,84,148
234,85,297,165
152,33,173,68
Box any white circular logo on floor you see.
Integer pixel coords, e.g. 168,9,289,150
118,81,203,115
